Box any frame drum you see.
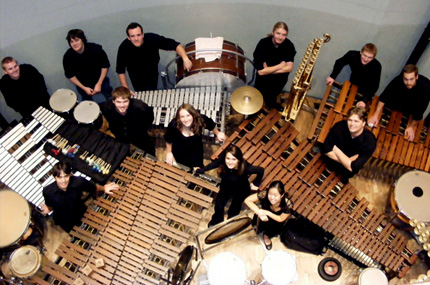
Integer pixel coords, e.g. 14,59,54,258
262,250,297,285
176,40,246,90
392,170,430,223
73,100,102,127
0,190,31,248
1,245,42,279
49,88,77,113
208,252,247,285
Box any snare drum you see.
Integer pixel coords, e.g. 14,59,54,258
0,190,31,248
390,170,430,223
1,245,43,279
208,252,247,285
262,250,297,285
73,100,102,128
176,40,246,90
49,89,77,113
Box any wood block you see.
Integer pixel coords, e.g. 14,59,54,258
82,264,93,276
95,258,105,268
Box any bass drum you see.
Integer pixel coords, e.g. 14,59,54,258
176,40,246,91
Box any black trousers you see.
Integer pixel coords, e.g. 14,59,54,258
209,187,250,225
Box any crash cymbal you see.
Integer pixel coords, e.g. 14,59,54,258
231,86,263,115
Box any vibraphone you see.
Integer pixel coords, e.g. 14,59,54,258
212,109,417,277
308,81,430,175
36,152,219,284
0,107,65,205
136,86,228,135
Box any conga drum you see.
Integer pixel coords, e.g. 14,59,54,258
49,88,77,113
0,245,43,280
73,100,102,129
390,170,430,224
176,40,246,90
208,252,247,285
261,250,297,285
0,190,31,248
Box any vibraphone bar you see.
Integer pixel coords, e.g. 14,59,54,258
136,86,228,136
0,107,65,205
38,151,219,284
308,81,430,175
211,109,417,277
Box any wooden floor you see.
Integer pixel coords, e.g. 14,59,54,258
41,97,428,284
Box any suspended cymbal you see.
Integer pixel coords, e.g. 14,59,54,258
230,86,263,115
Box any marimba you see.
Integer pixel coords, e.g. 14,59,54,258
136,86,228,136
212,109,417,277
0,107,65,206
36,151,220,284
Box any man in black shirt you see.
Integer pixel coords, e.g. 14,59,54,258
368,64,430,141
100,86,155,155
0,57,50,118
116,22,192,94
322,107,376,184
326,43,381,107
40,162,118,232
63,29,112,102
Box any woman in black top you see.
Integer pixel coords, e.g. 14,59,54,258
165,104,225,169
245,181,292,250
197,145,264,226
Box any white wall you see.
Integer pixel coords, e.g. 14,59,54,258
1,0,429,123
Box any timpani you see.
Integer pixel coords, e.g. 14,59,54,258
0,190,31,248
176,40,246,90
49,88,77,113
390,170,430,224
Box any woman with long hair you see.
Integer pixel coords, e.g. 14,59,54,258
165,103,225,168
245,180,292,250
197,145,264,226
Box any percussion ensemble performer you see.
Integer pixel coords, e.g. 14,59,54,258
0,57,50,118
326,43,381,108
196,145,264,227
321,107,376,184
39,162,119,233
63,29,113,102
368,64,430,141
164,103,225,169
116,22,192,94
253,21,296,111
100,86,155,155
245,180,292,250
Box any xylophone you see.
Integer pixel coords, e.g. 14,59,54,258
308,81,430,179
36,151,220,284
135,86,228,136
0,107,65,206
211,109,417,277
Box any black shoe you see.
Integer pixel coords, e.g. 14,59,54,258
275,104,284,112
263,235,272,250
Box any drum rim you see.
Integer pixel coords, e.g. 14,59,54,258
9,245,42,278
0,190,31,248
358,267,388,284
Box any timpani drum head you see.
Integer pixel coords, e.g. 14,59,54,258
9,245,42,278
49,89,77,113
358,268,388,285
0,190,31,248
394,170,430,222
73,101,100,124
208,252,246,285
262,250,297,285
205,217,252,244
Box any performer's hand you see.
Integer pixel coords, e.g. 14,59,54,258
93,83,102,94
405,126,416,141
356,101,366,108
39,203,50,215
350,154,359,162
104,182,119,195
325,77,335,86
183,58,193,72
367,114,379,128
250,183,259,191
216,132,226,142
83,86,95,96
166,152,175,165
